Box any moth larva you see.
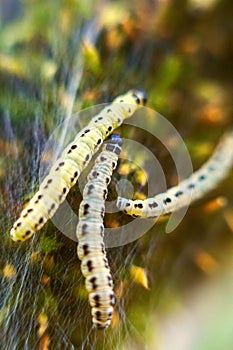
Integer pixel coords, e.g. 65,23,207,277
10,90,146,242
76,134,122,329
117,130,233,218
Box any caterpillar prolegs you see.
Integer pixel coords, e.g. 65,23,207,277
76,134,122,329
10,90,146,242
117,130,233,218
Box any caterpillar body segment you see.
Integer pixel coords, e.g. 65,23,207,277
117,130,233,218
76,134,122,329
49,158,81,185
10,90,146,242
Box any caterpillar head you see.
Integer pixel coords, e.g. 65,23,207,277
129,89,147,106
108,134,123,146
113,89,147,108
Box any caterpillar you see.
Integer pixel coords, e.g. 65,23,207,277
117,130,233,218
76,134,122,329
10,90,146,242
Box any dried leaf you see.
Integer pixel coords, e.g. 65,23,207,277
30,252,42,264
194,250,218,275
202,196,228,214
130,265,149,289
41,274,50,286
37,333,50,350
111,309,120,327
135,170,148,187
223,209,233,233
134,191,147,200
2,264,16,279
37,312,48,336
118,163,131,175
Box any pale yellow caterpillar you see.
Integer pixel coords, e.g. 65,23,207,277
76,134,122,329
10,90,146,242
117,130,233,218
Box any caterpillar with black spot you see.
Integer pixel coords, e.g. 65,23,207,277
117,130,233,218
76,134,122,329
10,90,146,242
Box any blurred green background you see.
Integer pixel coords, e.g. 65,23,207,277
0,1,233,349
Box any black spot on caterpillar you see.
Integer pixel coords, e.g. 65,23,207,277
117,130,233,218
76,134,122,329
10,90,146,242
